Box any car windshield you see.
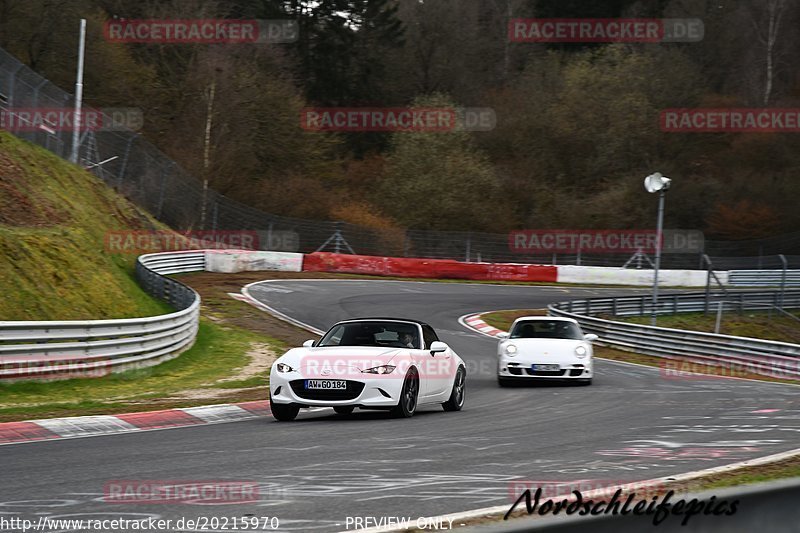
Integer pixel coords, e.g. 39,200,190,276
510,320,583,340
317,321,421,349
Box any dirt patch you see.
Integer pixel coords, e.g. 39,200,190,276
0,148,66,226
177,271,336,346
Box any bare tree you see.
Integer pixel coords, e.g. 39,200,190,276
752,0,787,105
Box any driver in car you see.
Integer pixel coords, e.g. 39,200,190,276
399,332,416,348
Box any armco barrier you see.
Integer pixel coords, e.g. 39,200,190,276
302,252,558,282
0,251,204,381
548,289,800,379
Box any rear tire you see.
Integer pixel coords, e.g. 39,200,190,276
270,399,299,421
577,378,592,386
390,368,419,418
442,366,466,412
333,406,355,415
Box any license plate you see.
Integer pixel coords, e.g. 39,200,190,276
532,364,560,372
305,380,347,390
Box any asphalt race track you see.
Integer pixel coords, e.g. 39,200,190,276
3,280,799,532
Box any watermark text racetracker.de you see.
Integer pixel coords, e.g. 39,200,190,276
104,19,298,44
300,107,496,132
0,108,142,132
661,359,800,381
508,229,704,254
298,354,457,380
509,18,703,43
661,108,800,132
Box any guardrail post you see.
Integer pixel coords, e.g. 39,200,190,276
640,296,645,316
779,254,788,310
739,292,744,315
704,254,712,315
673,294,679,314
612,298,617,316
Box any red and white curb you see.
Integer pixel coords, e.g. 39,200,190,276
0,400,270,446
459,313,505,338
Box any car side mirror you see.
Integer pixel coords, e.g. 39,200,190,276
303,339,316,347
497,332,509,339
430,341,448,354
584,334,598,342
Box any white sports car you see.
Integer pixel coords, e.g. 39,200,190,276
497,316,597,386
269,318,467,421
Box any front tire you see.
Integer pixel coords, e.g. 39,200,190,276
391,368,419,418
270,398,299,421
577,378,592,386
442,366,466,412
333,406,355,415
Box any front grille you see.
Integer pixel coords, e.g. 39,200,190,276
290,380,365,401
525,369,567,377
508,367,524,376
568,369,584,377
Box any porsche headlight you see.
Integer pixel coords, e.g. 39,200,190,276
362,365,396,374
276,362,295,373
504,343,518,356
575,345,588,358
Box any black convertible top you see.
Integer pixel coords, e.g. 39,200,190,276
335,317,433,329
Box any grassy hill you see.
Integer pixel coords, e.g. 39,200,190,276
0,131,171,320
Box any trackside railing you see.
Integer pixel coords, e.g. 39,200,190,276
0,251,204,381
548,290,800,379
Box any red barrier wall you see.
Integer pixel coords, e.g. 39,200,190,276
302,253,558,282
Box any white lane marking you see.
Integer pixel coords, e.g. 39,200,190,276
35,416,139,438
240,281,325,335
180,405,256,424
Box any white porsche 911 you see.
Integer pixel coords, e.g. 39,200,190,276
269,318,467,421
497,316,597,386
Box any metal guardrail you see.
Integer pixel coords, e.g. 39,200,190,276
729,269,800,286
0,251,204,380
548,289,800,379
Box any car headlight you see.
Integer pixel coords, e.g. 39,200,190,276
276,363,295,373
575,345,587,358
362,365,396,374
504,343,518,356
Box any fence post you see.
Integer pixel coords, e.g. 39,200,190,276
703,254,713,315
157,165,168,218
117,135,136,189
465,233,471,263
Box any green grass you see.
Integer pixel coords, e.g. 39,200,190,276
0,319,270,421
480,309,547,331
0,131,169,320
618,311,800,344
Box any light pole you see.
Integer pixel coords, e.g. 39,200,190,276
70,18,87,164
644,172,672,326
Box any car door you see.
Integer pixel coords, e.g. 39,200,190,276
422,325,452,397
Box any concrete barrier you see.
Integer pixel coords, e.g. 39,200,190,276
557,265,728,287
204,250,303,273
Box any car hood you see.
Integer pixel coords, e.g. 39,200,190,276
275,346,405,372
503,338,588,356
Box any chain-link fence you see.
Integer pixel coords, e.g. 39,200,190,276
1,45,798,269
